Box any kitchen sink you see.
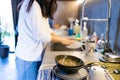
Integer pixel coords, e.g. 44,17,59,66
51,43,85,51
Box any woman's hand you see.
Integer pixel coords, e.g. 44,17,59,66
51,32,74,45
60,37,74,46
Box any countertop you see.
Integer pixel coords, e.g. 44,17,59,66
98,62,120,80
37,42,102,80
37,31,119,80
39,43,101,70
37,42,120,80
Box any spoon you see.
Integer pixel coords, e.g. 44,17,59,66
62,55,67,64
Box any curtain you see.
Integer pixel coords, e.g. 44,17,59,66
11,0,22,47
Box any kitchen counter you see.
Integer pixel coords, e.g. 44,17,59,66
37,42,103,80
98,62,120,80
39,43,101,70
37,42,120,80
37,31,118,80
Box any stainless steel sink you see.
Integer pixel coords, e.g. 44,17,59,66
51,43,85,51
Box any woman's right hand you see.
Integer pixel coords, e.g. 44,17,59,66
60,37,74,46
51,32,74,46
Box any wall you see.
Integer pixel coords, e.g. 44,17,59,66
52,0,120,53
81,0,120,53
52,1,81,27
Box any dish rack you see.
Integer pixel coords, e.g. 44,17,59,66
80,0,111,49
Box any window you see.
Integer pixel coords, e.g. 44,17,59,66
0,0,15,52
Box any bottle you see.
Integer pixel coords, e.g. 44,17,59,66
82,22,88,40
68,22,73,36
91,32,98,43
73,19,80,35
97,34,105,49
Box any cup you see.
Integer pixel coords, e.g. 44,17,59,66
85,41,96,56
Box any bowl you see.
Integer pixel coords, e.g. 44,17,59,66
55,55,84,74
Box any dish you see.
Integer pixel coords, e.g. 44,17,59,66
55,55,84,74
66,41,83,49
52,66,88,80
99,56,120,63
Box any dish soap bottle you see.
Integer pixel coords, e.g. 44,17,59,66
73,19,80,38
68,21,73,36
82,21,88,40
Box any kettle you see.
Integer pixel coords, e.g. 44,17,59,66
89,66,107,80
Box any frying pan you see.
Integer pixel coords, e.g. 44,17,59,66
55,55,93,74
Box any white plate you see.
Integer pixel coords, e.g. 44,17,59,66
66,41,83,49
52,66,88,80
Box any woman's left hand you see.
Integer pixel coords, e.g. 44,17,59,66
60,37,74,46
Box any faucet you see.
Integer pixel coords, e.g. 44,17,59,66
80,0,112,53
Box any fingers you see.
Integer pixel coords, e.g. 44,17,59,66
61,38,74,46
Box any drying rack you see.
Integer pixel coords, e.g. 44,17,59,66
80,0,112,49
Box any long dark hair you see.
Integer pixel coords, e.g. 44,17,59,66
17,0,57,19
18,0,57,19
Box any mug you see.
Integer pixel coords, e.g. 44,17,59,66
85,41,96,56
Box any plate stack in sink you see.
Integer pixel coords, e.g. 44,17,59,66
52,55,88,80
52,65,88,80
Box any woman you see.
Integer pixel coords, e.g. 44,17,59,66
15,0,73,80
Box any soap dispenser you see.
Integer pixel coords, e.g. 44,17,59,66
82,21,88,40
73,19,80,38
97,34,105,49
73,19,80,35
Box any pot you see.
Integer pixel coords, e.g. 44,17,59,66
55,55,86,74
0,45,9,58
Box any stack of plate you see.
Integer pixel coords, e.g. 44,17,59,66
52,66,88,80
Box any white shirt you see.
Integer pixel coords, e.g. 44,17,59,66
15,0,52,61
